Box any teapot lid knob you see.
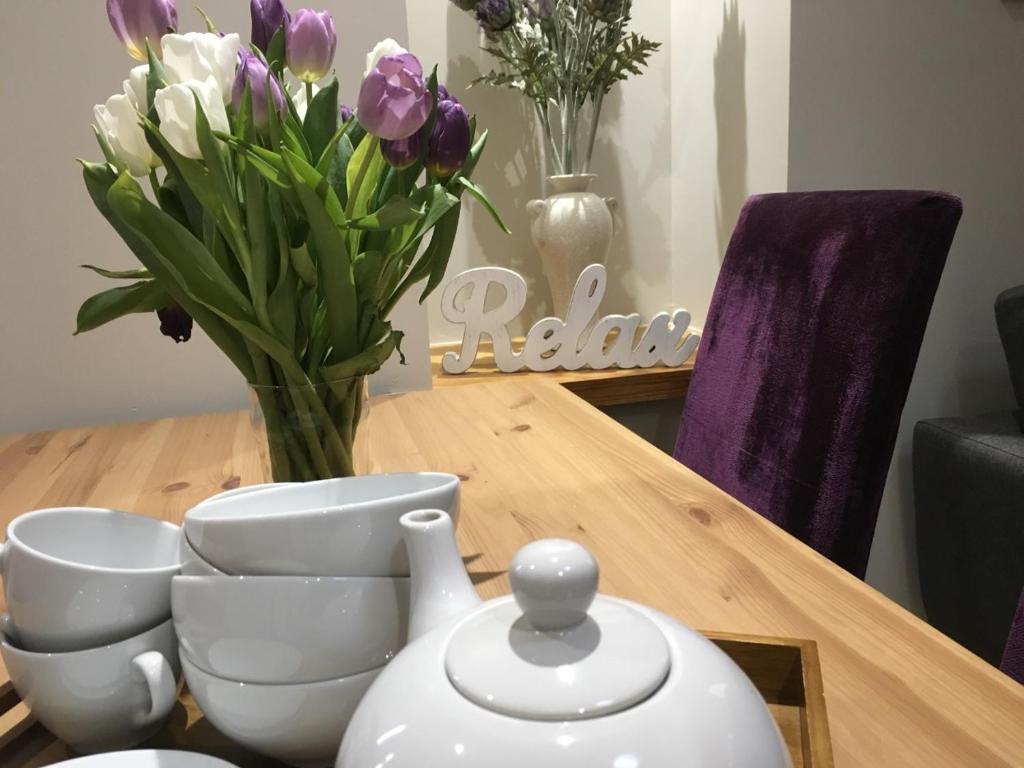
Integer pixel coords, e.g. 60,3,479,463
510,539,599,631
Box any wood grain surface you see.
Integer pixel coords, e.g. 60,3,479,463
430,338,693,406
0,379,1022,766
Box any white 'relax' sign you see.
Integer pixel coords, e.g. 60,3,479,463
440,264,701,374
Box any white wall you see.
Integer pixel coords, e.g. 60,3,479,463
788,0,1024,612
671,0,791,325
0,1,404,434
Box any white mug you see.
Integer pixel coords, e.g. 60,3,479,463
0,507,182,651
1,615,182,753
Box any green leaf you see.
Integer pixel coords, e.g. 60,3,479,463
79,163,255,381
266,28,286,73
345,136,386,220
145,44,167,124
81,264,152,280
304,78,339,166
75,280,167,334
268,267,298,353
105,172,254,322
282,153,359,362
353,250,384,303
192,93,245,248
349,197,426,231
454,124,487,183
280,147,346,228
158,174,203,234
457,176,511,234
92,126,120,169
289,244,317,286
326,134,355,208
320,329,402,383
420,205,463,301
217,133,293,189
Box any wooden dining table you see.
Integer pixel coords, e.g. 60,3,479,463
0,373,1022,766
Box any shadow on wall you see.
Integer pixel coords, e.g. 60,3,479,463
443,4,673,326
715,0,749,260
589,61,673,320
445,8,549,329
1004,2,1024,21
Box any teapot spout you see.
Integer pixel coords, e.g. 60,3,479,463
401,510,482,643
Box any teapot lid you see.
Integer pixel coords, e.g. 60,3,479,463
444,539,671,721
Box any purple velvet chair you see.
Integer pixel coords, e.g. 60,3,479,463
673,191,963,577
1002,590,1024,685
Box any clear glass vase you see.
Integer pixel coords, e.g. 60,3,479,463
249,376,370,483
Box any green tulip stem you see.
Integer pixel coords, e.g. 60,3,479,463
148,169,161,199
304,81,314,114
345,135,380,220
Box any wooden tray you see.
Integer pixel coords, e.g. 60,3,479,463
0,630,833,767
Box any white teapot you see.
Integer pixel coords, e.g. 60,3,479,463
336,510,792,768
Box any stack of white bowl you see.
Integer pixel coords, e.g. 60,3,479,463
173,473,461,768
0,507,183,753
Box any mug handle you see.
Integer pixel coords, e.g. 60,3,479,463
131,651,177,727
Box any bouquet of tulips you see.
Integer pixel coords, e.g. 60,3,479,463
79,0,506,481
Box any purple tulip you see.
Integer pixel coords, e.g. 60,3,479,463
286,9,337,83
474,0,515,34
437,84,461,105
381,129,424,170
233,53,287,129
250,0,289,54
340,103,354,123
157,304,193,343
106,0,178,61
427,100,471,178
357,53,432,141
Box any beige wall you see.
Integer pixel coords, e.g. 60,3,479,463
789,0,1024,612
671,0,792,324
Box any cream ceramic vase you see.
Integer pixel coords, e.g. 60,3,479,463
528,174,616,318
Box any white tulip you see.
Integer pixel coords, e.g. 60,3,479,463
123,64,150,112
291,81,321,122
93,93,159,177
154,78,230,160
365,38,407,76
161,32,242,102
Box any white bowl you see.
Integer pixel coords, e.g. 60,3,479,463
1,617,181,753
180,531,226,576
0,508,181,651
182,654,380,768
50,751,238,768
184,473,461,577
181,484,295,576
173,574,409,684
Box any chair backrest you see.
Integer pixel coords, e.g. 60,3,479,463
1002,589,1024,685
674,190,962,577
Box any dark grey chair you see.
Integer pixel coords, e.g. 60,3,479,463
914,286,1024,665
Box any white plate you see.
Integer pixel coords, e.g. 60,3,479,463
51,750,239,767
